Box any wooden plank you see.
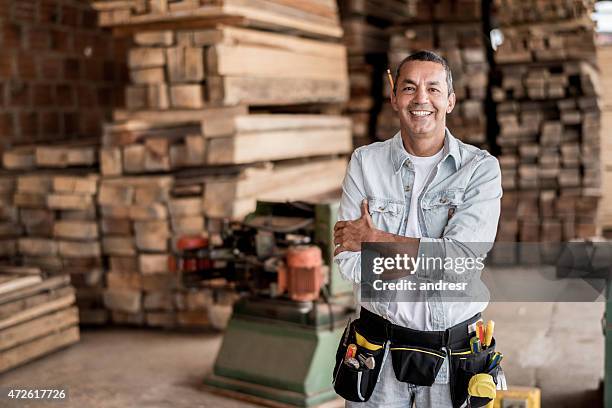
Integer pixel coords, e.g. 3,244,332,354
47,194,94,210
128,47,166,69
206,127,352,164
103,289,141,313
58,241,101,258
0,293,76,330
207,76,348,105
0,276,43,296
207,44,347,80
192,26,345,59
18,238,58,256
139,254,169,274
169,84,205,108
95,1,343,39
201,114,350,137
112,105,247,123
0,326,79,373
203,158,347,218
0,307,79,351
166,46,205,82
0,275,70,305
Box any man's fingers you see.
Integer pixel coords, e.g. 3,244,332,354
334,245,347,256
334,221,347,231
360,199,369,217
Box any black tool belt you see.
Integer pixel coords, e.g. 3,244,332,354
332,307,500,408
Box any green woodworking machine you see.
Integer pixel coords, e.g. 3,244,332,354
176,200,355,406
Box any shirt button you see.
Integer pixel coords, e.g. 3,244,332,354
404,185,411,192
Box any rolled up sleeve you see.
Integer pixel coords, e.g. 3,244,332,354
416,155,502,283
334,149,366,283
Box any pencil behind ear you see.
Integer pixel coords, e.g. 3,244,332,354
386,69,395,93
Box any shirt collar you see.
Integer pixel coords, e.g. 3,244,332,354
391,128,461,174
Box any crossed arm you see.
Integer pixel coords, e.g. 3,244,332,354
332,149,502,284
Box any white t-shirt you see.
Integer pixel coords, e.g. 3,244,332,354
391,148,445,331
405,149,445,237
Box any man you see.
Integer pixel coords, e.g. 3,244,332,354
333,51,502,407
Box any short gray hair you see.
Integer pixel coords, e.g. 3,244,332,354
393,50,454,96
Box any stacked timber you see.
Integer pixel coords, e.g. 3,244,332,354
93,4,351,327
99,175,238,329
93,0,344,39
596,34,612,234
1,143,106,325
376,0,489,149
0,268,79,374
491,0,600,245
338,0,416,147
0,175,20,262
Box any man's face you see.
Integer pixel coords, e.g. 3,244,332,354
391,60,456,138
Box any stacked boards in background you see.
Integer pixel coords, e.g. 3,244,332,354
92,1,351,327
376,0,489,150
596,35,612,235
1,143,106,325
338,0,416,147
491,0,600,248
93,0,344,39
0,268,79,374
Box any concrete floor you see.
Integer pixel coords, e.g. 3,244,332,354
0,303,605,408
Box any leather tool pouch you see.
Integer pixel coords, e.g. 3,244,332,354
332,318,386,402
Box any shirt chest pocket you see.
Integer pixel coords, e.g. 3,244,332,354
420,189,464,238
368,198,404,235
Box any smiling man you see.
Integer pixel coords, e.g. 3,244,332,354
332,51,502,407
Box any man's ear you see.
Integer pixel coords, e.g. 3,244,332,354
390,89,399,112
446,92,456,114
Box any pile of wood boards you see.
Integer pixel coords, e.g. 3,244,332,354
119,26,348,108
376,0,489,149
596,35,612,233
90,3,350,328
339,0,416,147
93,0,343,39
492,0,600,245
0,143,106,325
0,176,21,262
0,268,79,373
99,175,236,329
102,110,350,173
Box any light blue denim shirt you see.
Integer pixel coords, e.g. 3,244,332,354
334,128,502,384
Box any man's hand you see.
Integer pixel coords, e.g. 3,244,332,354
333,199,377,256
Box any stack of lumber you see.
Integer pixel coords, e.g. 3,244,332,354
376,0,489,149
0,175,20,262
338,0,416,147
93,1,351,328
1,142,106,325
105,25,349,109
99,174,239,329
0,268,79,373
597,34,612,234
492,0,600,244
93,0,344,39
101,110,351,173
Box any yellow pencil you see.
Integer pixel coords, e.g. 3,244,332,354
386,69,394,91
484,320,495,347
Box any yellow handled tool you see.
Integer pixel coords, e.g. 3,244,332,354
484,320,495,348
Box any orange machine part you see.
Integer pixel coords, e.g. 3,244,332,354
278,245,323,302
